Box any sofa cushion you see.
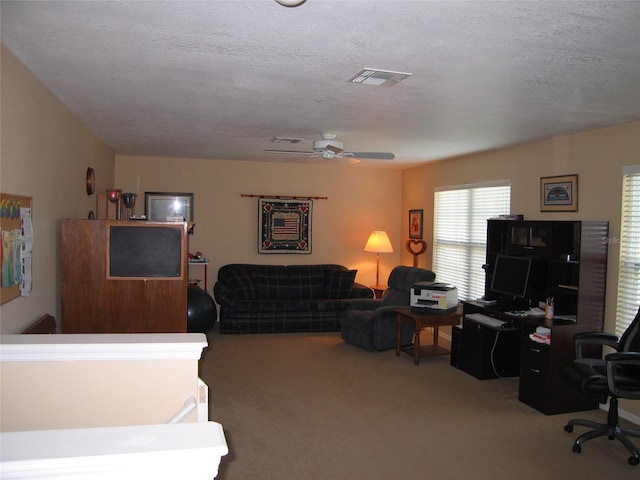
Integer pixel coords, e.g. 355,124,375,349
253,267,325,300
287,270,324,300
324,269,357,299
254,270,287,300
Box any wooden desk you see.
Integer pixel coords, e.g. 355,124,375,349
394,307,462,365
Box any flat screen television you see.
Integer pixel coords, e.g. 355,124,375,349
490,254,532,299
108,224,184,279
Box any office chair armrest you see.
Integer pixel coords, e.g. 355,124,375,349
605,351,640,400
575,332,620,358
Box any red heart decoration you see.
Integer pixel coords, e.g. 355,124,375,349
406,239,427,255
264,205,272,212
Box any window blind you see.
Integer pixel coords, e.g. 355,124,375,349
433,181,510,301
615,165,640,337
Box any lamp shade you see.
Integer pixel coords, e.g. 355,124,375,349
364,231,394,253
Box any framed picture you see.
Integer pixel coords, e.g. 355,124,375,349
540,175,578,212
145,192,194,221
409,209,423,239
259,198,312,254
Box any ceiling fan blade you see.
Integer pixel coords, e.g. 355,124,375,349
264,149,315,155
343,152,395,160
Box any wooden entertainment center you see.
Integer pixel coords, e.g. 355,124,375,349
60,219,189,333
459,219,609,414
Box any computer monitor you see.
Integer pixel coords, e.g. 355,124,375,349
490,254,532,300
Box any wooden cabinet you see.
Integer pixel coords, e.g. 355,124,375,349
61,219,188,333
518,321,601,414
465,219,608,414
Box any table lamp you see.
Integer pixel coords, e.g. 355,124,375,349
364,230,394,286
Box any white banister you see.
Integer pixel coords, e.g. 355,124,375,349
0,421,228,480
0,333,208,362
167,396,198,424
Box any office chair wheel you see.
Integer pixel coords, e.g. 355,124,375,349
629,456,639,466
564,424,573,433
572,444,582,454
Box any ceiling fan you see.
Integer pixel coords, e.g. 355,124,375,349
264,132,395,164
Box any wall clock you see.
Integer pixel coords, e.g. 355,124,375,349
86,167,95,195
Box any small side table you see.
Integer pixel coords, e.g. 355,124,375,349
394,307,462,365
188,260,209,290
371,285,388,299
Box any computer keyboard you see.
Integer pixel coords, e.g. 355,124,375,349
465,313,506,329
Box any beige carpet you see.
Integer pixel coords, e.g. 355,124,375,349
199,329,638,480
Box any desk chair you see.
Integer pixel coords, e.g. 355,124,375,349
560,307,640,465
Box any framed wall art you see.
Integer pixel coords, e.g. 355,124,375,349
259,198,312,254
145,192,194,222
409,209,423,239
540,174,578,212
1,193,33,304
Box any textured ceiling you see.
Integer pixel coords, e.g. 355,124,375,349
2,0,640,168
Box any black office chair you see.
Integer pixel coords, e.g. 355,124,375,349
560,307,640,465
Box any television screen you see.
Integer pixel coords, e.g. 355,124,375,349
490,254,532,299
108,225,183,278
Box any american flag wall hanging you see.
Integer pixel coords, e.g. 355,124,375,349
259,198,312,254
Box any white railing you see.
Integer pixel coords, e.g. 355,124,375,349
0,422,228,480
0,333,228,479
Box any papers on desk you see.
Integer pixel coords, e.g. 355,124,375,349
529,326,551,345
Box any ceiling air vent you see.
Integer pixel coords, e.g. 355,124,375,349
347,68,412,86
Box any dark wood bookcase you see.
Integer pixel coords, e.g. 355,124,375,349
61,219,188,333
462,219,608,414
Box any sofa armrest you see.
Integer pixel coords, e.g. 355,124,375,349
344,298,382,311
350,282,375,298
213,282,235,306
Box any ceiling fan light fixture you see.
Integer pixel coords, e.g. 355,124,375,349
313,139,344,153
348,68,412,87
274,0,307,7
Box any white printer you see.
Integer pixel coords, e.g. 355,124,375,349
410,282,458,313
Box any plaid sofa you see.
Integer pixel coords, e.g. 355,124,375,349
213,264,374,334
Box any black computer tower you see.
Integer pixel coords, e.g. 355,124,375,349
460,317,520,380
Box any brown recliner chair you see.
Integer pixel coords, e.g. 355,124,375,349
340,266,436,351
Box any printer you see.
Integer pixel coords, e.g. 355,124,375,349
410,282,458,314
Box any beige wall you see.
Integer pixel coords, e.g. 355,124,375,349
401,121,640,418
0,45,115,333
0,359,199,432
115,156,404,289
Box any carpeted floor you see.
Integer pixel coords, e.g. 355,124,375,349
199,328,638,480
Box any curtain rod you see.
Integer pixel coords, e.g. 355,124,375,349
241,194,328,200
